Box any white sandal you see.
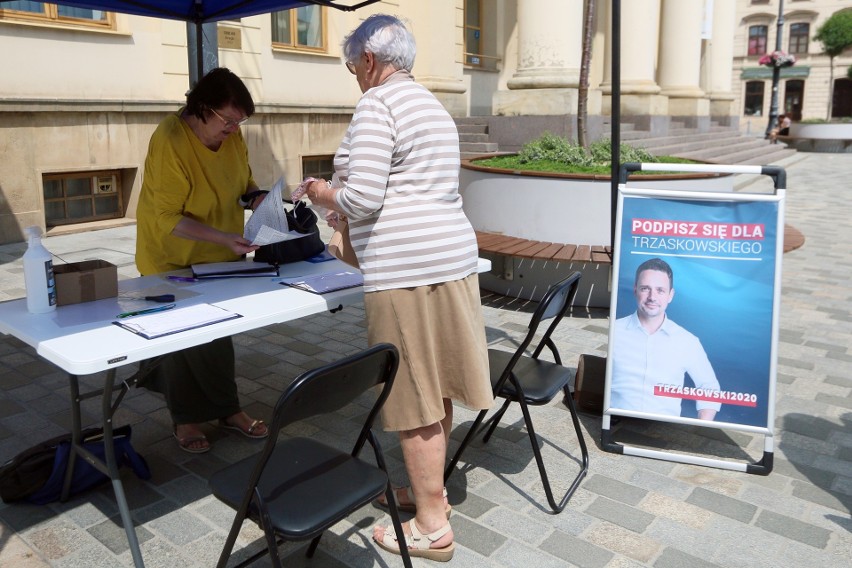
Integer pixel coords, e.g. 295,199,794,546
374,519,455,562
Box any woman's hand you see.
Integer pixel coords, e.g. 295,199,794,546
306,179,336,208
224,233,259,256
172,217,258,255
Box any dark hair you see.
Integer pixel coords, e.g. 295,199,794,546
635,257,673,288
185,67,255,121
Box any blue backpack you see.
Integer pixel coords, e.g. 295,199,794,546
0,424,150,505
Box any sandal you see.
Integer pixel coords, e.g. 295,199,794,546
375,486,452,517
219,417,268,439
374,519,455,562
173,425,210,454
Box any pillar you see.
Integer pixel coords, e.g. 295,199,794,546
658,0,709,126
493,0,583,116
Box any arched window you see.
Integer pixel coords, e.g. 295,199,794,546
748,25,768,56
788,23,809,54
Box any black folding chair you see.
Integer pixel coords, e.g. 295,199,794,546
445,272,589,513
209,344,412,568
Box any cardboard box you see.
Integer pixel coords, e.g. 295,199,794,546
54,260,118,306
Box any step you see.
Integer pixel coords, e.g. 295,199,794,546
459,132,490,143
460,142,499,153
630,131,741,149
457,124,489,135
653,137,767,158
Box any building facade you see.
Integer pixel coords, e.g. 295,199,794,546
0,0,748,244
733,0,852,137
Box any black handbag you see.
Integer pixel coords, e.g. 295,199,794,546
254,199,326,265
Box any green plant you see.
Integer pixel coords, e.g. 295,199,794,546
814,11,852,120
474,132,692,175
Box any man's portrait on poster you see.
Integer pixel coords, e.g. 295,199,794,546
611,257,722,420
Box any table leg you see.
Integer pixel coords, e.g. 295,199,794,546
101,369,146,568
61,370,146,568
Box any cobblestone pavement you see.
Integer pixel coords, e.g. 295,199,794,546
0,153,850,567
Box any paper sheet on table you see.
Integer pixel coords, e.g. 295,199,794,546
244,176,311,246
112,303,241,340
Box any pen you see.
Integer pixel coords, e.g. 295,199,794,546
117,303,176,319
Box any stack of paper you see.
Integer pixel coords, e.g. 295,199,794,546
244,177,314,246
278,271,363,294
113,303,241,339
191,261,278,279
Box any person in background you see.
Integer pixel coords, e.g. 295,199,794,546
302,14,493,562
610,258,721,420
779,113,792,136
135,67,269,454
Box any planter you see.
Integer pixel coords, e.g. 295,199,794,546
461,158,734,306
785,123,852,153
461,159,734,247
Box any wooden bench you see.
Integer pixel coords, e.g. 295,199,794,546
475,231,612,264
475,225,804,262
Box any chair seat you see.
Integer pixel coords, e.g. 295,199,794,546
210,437,388,539
489,349,573,404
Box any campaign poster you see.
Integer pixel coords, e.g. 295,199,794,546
608,195,780,428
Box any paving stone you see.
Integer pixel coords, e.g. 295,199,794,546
584,496,654,533
686,487,757,523
582,473,648,505
754,509,832,548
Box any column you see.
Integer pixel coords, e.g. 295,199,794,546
704,0,738,125
493,0,583,116
409,0,467,116
658,0,709,126
600,0,668,128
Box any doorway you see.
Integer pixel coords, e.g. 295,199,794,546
784,80,804,121
832,78,852,118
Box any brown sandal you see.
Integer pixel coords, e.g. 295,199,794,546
374,519,455,562
219,417,268,439
173,425,210,454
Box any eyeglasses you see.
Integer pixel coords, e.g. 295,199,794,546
345,52,368,75
209,107,249,129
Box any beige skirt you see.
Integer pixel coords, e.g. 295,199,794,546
364,274,494,432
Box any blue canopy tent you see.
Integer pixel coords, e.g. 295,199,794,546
34,5,379,568
50,1,380,85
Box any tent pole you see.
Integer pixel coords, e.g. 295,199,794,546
609,0,621,264
187,22,218,89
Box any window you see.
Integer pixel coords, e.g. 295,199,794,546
744,81,765,116
0,2,113,28
302,155,335,182
788,23,809,54
464,0,483,66
271,5,325,51
748,25,768,56
43,170,124,227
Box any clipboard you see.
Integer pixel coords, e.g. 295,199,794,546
278,271,363,294
191,261,279,279
113,303,242,339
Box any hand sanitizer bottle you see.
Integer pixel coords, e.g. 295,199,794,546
23,226,57,313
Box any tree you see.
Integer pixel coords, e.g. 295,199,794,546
814,11,852,120
576,0,596,149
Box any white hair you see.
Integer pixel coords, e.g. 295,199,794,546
342,14,416,72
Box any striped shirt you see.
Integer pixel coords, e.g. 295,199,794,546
333,70,479,292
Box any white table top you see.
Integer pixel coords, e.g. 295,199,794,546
0,258,491,376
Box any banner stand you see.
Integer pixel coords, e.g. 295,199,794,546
601,163,786,475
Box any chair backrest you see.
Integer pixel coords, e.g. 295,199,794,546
270,342,399,435
506,272,582,372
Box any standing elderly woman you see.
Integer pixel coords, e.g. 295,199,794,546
304,14,493,562
136,67,269,454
